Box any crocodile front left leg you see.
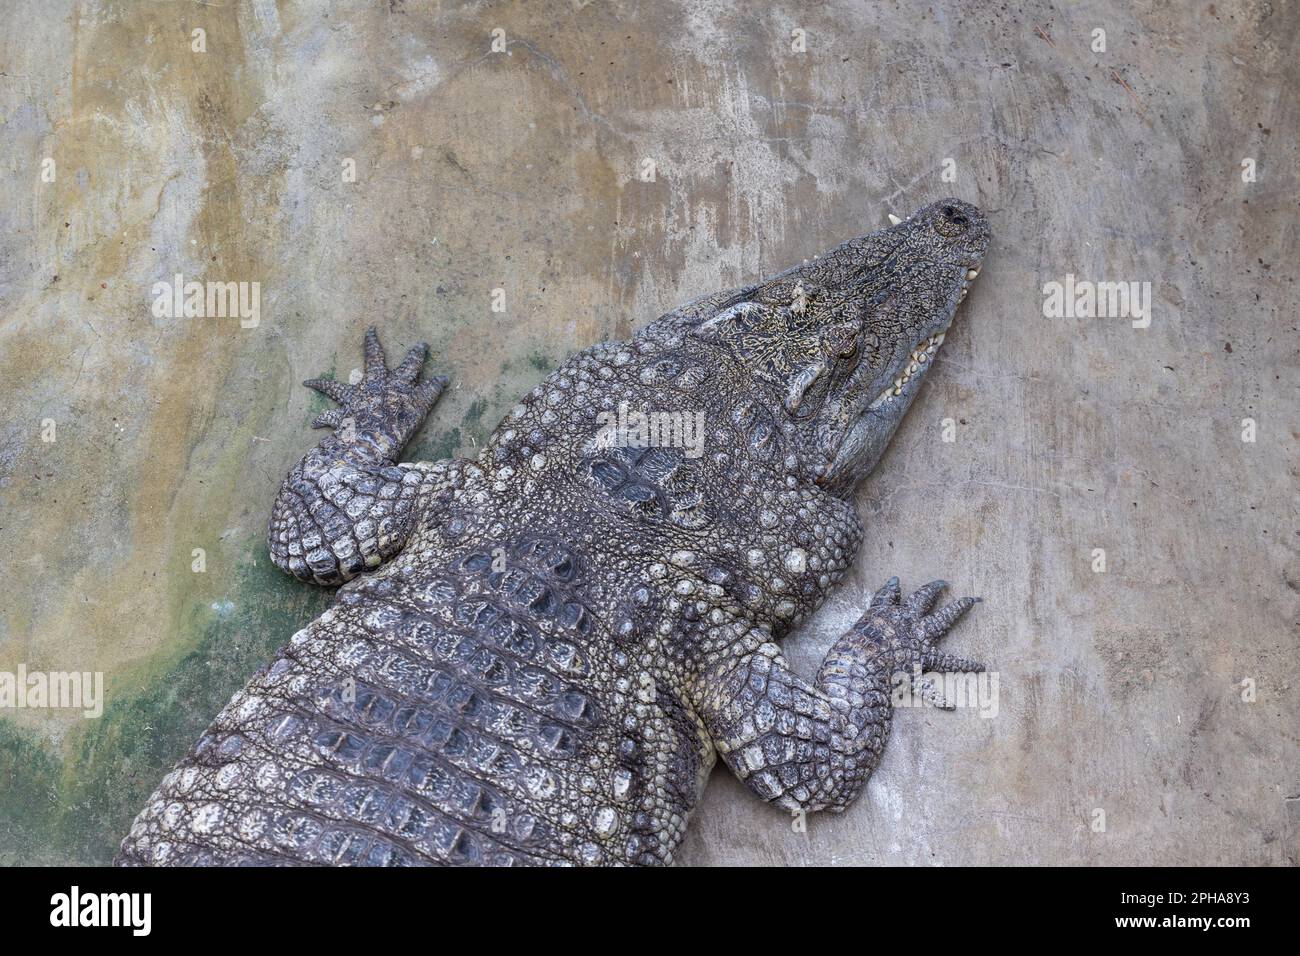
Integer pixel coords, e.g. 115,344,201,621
695,577,985,814
268,326,448,585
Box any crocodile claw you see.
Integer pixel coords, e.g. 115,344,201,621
853,577,986,677
304,326,448,447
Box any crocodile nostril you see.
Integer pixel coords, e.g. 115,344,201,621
942,205,969,227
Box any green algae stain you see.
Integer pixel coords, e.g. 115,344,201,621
463,397,488,428
0,721,64,865
460,397,495,449
0,542,331,865
302,358,340,422
407,425,461,464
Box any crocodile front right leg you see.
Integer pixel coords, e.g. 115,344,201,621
696,577,985,814
269,327,448,585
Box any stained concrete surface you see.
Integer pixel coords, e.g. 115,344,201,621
0,0,1296,865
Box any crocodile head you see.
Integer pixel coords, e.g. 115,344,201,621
693,198,990,495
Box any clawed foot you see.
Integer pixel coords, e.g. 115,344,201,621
304,327,448,450
853,577,985,709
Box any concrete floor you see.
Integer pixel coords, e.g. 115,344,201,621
0,1,1296,865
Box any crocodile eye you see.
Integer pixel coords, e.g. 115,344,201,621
825,327,858,358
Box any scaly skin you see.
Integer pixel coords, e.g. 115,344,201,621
118,199,992,865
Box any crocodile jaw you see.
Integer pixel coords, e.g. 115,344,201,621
821,260,984,488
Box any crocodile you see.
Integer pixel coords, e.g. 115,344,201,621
117,198,992,866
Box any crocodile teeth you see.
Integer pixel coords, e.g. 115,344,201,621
867,329,951,410
967,269,980,280
888,213,902,225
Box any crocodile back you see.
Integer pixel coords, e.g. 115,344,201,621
117,530,709,866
